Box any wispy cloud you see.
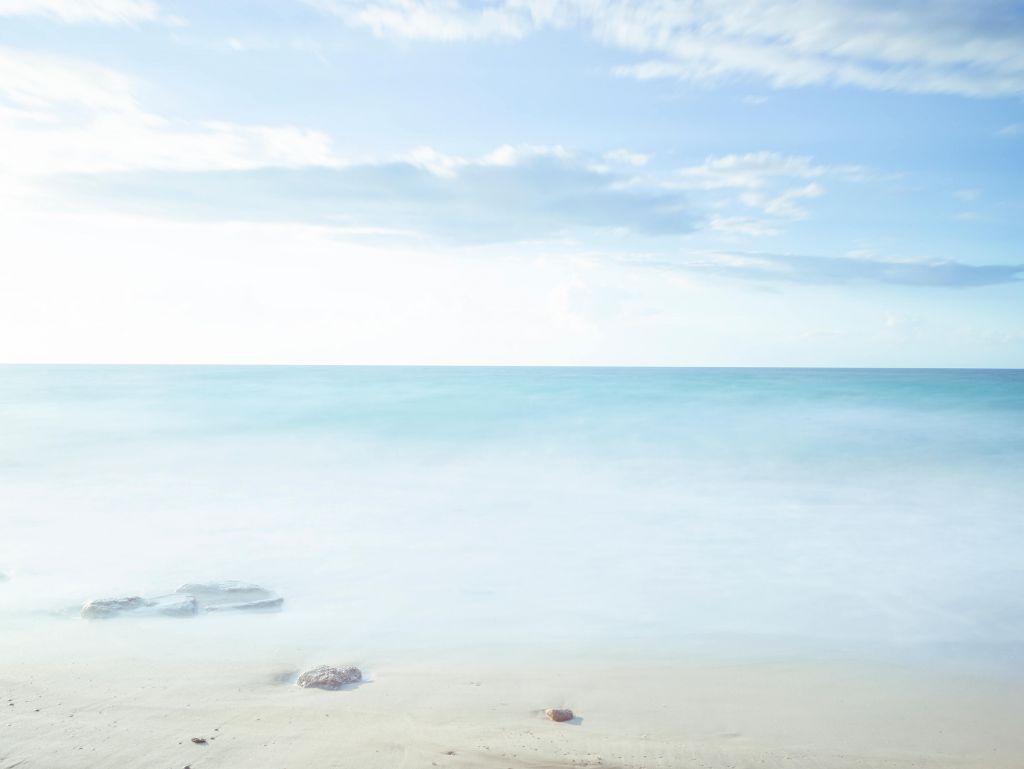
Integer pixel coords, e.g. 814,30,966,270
673,151,839,190
673,251,1024,288
0,46,720,244
60,145,697,243
0,47,338,174
673,151,856,225
307,0,1024,98
0,0,160,24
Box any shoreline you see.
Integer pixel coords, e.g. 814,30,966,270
3,624,1023,769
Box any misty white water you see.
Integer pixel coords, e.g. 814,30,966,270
2,366,1022,669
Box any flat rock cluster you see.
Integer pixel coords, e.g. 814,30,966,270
80,581,283,619
296,665,363,690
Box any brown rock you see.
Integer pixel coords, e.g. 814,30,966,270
545,708,574,722
296,665,362,690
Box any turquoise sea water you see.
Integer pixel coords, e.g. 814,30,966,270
2,366,1023,665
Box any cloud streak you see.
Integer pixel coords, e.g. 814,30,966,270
308,0,1024,98
60,146,697,243
673,251,1024,288
673,151,857,225
0,47,338,174
0,0,159,23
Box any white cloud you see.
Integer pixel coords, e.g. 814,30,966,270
673,152,853,227
955,188,982,201
708,216,781,237
740,182,825,220
0,0,159,23
674,151,835,190
307,1,1024,98
0,46,339,174
603,148,651,167
0,45,139,112
62,143,697,242
0,46,699,245
674,250,1024,287
997,123,1024,136
480,143,572,167
305,0,528,41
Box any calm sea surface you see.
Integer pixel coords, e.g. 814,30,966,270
2,366,1023,665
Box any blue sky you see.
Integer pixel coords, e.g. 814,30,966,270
0,0,1022,365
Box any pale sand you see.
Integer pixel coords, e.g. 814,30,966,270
2,625,1023,768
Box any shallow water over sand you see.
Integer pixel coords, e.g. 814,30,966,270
2,366,1023,668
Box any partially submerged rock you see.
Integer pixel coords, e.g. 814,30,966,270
151,593,199,617
81,596,149,619
296,665,362,690
80,580,281,619
81,594,198,619
545,708,574,722
176,581,271,599
176,581,283,612
204,596,284,613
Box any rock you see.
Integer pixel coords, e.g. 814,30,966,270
81,593,197,619
203,596,284,613
545,708,574,722
296,665,362,690
151,593,198,617
176,581,272,599
176,581,283,612
81,596,150,619
191,737,207,745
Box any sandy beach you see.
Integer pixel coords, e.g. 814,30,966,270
3,617,1023,769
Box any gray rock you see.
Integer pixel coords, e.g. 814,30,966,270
82,581,281,620
81,596,150,619
176,580,272,598
177,581,283,612
81,593,198,619
296,665,362,690
150,593,198,617
545,708,574,722
204,596,284,613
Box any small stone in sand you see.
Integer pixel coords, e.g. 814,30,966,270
296,665,362,690
545,708,574,722
191,737,207,745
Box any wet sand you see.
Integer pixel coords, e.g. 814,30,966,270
3,622,1022,769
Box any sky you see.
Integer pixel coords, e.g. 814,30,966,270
0,0,1022,366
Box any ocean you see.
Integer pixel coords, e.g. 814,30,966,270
2,366,1023,668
